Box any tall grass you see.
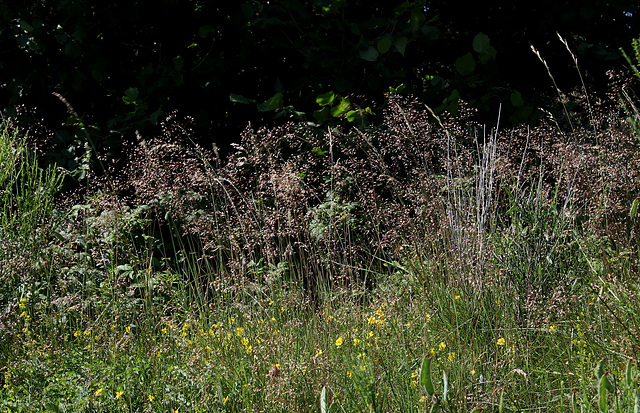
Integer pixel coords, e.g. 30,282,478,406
0,120,64,322
2,38,640,411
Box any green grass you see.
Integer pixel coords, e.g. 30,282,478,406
1,74,640,413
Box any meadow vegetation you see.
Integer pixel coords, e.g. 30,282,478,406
1,44,640,413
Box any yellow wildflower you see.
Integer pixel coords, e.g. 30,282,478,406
439,342,446,350
116,391,124,400
335,336,344,347
95,388,103,396
497,337,506,346
448,352,455,362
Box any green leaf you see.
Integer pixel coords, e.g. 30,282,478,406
410,10,424,32
311,147,329,156
595,360,606,380
630,198,639,218
626,360,635,389
123,87,139,104
603,374,615,393
149,109,162,126
421,25,439,40
420,356,435,396
262,93,283,111
346,110,360,122
389,84,405,93
19,20,34,33
313,107,330,121
229,94,255,104
455,53,476,75
598,375,608,412
478,46,497,64
377,38,392,54
442,371,448,402
320,386,328,413
473,32,490,53
510,91,525,108
360,46,379,62
395,36,409,56
316,91,336,106
330,97,350,117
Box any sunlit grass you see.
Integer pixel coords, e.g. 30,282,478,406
1,69,639,413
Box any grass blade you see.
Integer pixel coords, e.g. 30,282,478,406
420,356,435,396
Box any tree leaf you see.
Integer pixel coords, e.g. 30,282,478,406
229,93,255,104
377,38,392,54
316,91,336,106
123,87,139,104
510,91,525,107
359,46,379,62
473,32,490,53
262,92,283,111
313,107,330,121
395,36,409,56
330,97,350,117
19,20,34,33
455,53,476,75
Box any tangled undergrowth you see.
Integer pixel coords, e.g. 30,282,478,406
1,65,640,411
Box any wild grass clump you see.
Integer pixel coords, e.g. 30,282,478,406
2,38,640,411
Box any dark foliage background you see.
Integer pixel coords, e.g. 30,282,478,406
1,0,638,175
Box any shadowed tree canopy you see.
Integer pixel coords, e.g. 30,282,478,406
0,0,638,175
